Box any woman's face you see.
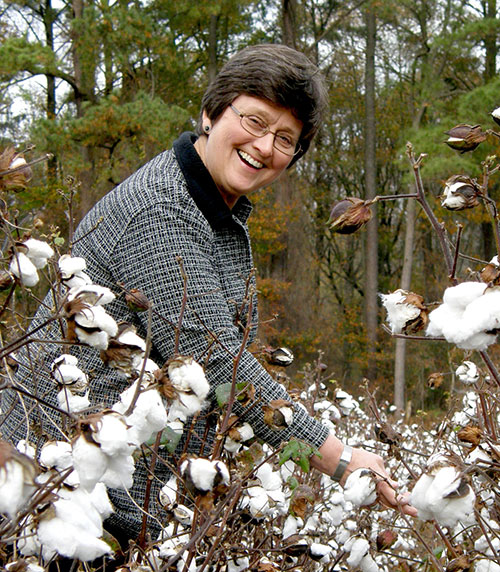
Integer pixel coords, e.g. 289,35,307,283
195,95,303,209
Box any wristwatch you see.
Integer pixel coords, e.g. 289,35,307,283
331,445,353,482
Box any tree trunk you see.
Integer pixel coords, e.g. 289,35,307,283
282,0,297,49
483,0,497,82
393,198,416,409
363,1,378,381
71,0,98,218
42,0,58,178
207,13,218,84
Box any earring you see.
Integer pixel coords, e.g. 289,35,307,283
204,125,210,133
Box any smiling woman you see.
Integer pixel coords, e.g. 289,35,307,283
2,43,415,547
194,94,303,208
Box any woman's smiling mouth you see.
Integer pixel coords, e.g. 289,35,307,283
238,150,264,169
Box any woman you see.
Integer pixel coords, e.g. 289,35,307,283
1,44,416,543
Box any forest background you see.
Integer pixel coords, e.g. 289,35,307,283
1,0,500,416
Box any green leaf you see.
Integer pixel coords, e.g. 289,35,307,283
215,380,249,407
144,426,182,453
279,439,321,473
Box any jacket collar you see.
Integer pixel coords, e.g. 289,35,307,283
173,132,252,229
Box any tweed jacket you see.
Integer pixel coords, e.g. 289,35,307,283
1,132,330,538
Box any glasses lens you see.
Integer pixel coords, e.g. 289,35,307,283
241,115,267,137
240,114,300,156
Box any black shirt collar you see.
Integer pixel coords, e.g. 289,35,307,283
173,132,252,229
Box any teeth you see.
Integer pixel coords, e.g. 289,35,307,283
238,150,263,169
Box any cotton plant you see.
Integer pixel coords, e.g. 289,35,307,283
0,441,38,519
101,322,148,377
64,284,118,350
18,486,113,561
51,354,90,413
9,238,54,287
224,416,255,453
162,355,210,423
179,457,230,497
58,254,92,288
71,411,135,490
157,524,196,572
112,373,168,446
380,289,428,335
410,453,476,529
240,461,287,519
426,281,500,351
456,360,480,384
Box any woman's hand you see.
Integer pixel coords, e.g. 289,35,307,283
311,434,418,517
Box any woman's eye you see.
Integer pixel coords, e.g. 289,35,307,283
276,134,293,147
248,116,266,129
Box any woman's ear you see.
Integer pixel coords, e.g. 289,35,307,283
202,110,211,134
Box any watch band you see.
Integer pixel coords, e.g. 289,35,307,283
331,445,353,482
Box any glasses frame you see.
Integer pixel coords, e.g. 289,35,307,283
229,104,301,157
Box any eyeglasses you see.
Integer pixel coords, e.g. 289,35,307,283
230,105,301,157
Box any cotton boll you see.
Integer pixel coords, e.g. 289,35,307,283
74,327,110,351
57,389,90,413
282,515,303,539
100,452,135,490
256,463,282,491
166,418,185,435
75,305,118,337
301,513,320,534
443,282,486,309
474,559,500,572
227,556,250,572
51,354,88,390
279,460,295,482
58,254,86,277
16,440,35,459
68,284,116,306
168,356,210,400
309,542,332,563
10,252,39,287
380,290,423,334
113,381,167,446
37,515,111,561
360,552,380,572
345,537,370,568
411,466,476,528
39,441,73,472
172,504,194,526
463,287,500,335
169,392,206,421
456,361,479,384
344,469,377,507
159,476,178,510
427,282,500,350
17,516,41,556
465,446,491,469
426,303,458,338
246,486,270,518
72,436,108,491
180,457,229,495
93,412,132,456
88,482,114,520
23,239,54,267
0,442,38,519
52,493,103,538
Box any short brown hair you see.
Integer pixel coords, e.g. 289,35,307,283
198,44,327,164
